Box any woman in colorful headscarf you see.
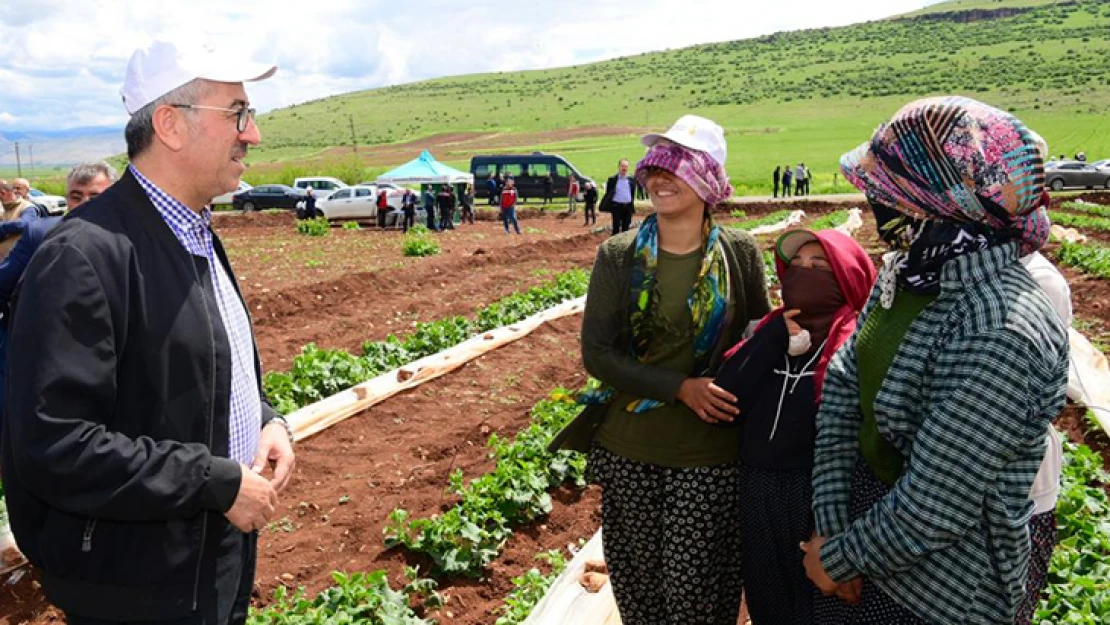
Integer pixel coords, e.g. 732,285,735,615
578,114,771,625
802,96,1070,624
714,228,875,624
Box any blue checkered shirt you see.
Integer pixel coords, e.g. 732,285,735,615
131,166,261,466
812,243,1069,624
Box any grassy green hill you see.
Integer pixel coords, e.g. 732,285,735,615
247,0,1110,195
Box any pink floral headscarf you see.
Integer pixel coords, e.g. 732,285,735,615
635,141,734,207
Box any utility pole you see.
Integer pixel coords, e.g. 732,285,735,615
13,141,21,177
28,143,34,175
348,115,358,156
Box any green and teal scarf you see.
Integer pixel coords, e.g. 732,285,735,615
581,213,732,413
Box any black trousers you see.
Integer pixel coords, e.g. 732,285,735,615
584,202,597,225
68,532,257,625
402,208,415,232
773,180,780,198
610,202,634,235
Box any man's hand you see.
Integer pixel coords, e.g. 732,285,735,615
253,422,296,493
676,377,739,424
800,535,838,595
225,467,278,533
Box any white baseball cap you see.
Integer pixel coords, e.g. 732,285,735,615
120,40,277,115
641,114,728,167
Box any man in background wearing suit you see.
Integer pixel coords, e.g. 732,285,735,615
598,158,641,235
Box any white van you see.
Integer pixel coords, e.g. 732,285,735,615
292,177,349,195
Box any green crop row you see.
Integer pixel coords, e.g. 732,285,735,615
1037,436,1110,622
383,390,587,577
247,568,442,625
1055,241,1110,279
1060,202,1110,219
731,210,794,232
807,210,849,231
263,270,590,414
1050,211,1110,233
495,550,569,625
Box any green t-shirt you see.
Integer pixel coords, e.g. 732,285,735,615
595,248,741,467
857,289,937,486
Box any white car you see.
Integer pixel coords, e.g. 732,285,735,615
211,181,252,206
28,189,66,215
317,185,405,220
293,177,348,195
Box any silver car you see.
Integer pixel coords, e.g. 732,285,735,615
1045,161,1110,191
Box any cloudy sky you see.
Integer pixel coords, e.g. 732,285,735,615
0,0,944,132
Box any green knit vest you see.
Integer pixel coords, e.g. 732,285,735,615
856,290,936,487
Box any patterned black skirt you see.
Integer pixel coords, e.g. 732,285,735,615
589,443,744,625
811,458,928,625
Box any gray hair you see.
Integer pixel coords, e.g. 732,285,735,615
124,79,211,160
66,161,118,188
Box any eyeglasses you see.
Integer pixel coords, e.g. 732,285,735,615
170,104,256,133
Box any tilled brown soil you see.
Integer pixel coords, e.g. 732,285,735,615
4,197,1110,625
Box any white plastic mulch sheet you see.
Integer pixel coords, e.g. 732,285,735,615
748,210,805,236
1068,328,1110,434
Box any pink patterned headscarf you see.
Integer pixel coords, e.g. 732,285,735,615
840,96,1051,255
635,142,734,207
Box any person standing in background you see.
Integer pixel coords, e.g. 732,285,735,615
500,177,522,234
773,165,781,198
782,165,794,198
568,176,580,213
423,185,437,230
583,181,598,226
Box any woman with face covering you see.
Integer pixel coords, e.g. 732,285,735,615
802,97,1069,624
575,115,771,625
714,229,875,624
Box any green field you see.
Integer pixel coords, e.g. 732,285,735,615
25,0,1110,195
238,0,1110,194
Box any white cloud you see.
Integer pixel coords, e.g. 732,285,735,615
0,0,936,131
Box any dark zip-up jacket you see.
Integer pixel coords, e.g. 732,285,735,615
714,316,820,470
0,169,279,621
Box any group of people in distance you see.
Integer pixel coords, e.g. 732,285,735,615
774,163,813,198
558,100,1070,625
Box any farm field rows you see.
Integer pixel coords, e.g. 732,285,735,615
2,195,1109,624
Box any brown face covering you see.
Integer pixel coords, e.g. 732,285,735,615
781,265,845,348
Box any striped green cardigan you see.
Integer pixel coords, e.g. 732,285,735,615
812,243,1069,625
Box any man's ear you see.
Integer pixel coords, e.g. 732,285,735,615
151,105,187,152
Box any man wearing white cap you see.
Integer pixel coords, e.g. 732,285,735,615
1,40,294,625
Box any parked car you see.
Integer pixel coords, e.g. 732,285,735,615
470,152,594,202
211,181,252,206
1091,159,1110,171
232,184,305,211
316,184,406,220
1044,161,1110,191
28,188,66,215
293,177,348,194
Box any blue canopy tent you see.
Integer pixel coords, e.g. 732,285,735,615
376,150,473,186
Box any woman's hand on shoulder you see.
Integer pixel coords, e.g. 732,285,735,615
677,378,739,424
784,309,803,336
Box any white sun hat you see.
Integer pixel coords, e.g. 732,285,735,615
120,40,277,115
641,114,728,167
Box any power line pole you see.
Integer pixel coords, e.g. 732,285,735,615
13,141,21,177
348,115,358,156
28,143,34,175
